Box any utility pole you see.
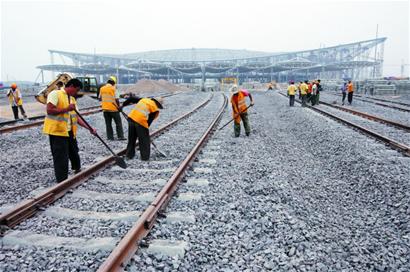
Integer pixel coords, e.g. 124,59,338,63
373,24,378,78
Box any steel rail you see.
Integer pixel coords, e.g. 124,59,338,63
98,94,228,272
0,92,181,134
0,107,102,134
278,92,410,157
0,94,213,229
318,101,410,132
354,94,410,107
0,105,101,127
328,92,410,112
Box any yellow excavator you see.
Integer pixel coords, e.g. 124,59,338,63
35,73,101,104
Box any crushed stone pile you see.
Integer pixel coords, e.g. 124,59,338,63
117,79,191,96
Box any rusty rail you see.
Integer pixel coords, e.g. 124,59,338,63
328,92,410,112
0,95,213,228
98,94,228,272
278,92,410,157
319,101,410,132
0,106,102,134
354,94,410,108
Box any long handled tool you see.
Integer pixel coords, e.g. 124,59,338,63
74,109,127,169
218,104,253,131
116,105,167,158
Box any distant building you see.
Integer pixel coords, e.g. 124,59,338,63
37,38,386,84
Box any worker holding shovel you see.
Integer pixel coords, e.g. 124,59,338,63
121,95,164,161
230,85,254,137
43,78,97,183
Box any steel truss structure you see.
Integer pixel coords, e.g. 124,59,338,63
37,38,386,84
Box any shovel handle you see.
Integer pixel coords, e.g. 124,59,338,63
218,104,253,131
74,109,118,157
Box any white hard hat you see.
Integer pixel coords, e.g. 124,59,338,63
230,85,239,94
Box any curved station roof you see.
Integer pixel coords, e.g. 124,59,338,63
37,38,386,82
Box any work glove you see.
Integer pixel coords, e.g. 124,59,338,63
67,104,76,111
90,127,97,135
250,102,255,106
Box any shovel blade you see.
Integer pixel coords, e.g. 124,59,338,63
115,156,127,169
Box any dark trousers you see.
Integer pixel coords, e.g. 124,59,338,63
49,131,81,182
126,121,150,160
348,92,353,104
289,95,295,106
342,92,347,104
11,105,27,120
301,94,307,106
103,111,124,140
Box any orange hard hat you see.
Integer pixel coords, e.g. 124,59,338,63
11,83,17,89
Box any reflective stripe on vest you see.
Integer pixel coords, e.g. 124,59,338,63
128,98,159,128
100,84,118,111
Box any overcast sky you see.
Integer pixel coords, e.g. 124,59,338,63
1,0,409,82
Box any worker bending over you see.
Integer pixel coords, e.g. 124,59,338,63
43,78,96,182
122,96,164,160
99,76,125,140
230,85,254,137
7,83,27,120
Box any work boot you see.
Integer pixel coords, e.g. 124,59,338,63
118,137,126,141
74,168,81,174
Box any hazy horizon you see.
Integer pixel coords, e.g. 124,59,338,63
1,0,409,82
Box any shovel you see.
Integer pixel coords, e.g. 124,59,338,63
218,104,253,131
74,109,127,169
117,105,167,158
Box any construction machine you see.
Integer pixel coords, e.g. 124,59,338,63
35,73,101,104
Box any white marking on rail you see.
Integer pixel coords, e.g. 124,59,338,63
94,177,166,186
185,178,209,186
44,207,195,223
177,192,202,201
2,231,118,251
111,166,176,173
68,190,155,201
44,207,141,221
146,239,188,258
198,158,217,164
193,167,213,174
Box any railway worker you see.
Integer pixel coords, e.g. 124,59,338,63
6,83,28,120
287,81,297,107
99,76,125,140
341,82,347,105
300,81,308,106
43,78,97,183
311,81,318,106
297,82,302,100
316,79,323,105
347,80,354,105
230,85,254,137
306,80,313,104
122,96,164,161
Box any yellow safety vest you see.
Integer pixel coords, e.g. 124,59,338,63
100,83,118,111
8,89,23,106
300,83,308,95
128,98,159,128
287,84,296,95
43,90,78,137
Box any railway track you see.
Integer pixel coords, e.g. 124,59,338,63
328,92,410,113
354,93,410,108
0,93,178,134
278,92,410,156
0,105,102,134
0,93,227,271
